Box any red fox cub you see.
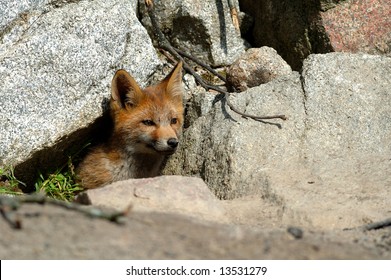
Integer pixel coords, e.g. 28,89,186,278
77,62,184,189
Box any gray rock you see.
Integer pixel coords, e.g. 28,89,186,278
270,157,391,230
164,72,306,199
0,0,50,30
0,0,160,183
76,175,227,222
139,0,246,66
226,47,292,91
288,53,391,228
302,53,391,164
163,53,391,229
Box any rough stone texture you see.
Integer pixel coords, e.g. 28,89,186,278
0,1,49,31
163,53,391,230
319,0,343,11
0,0,160,185
302,53,391,164
139,0,246,66
270,159,391,229
226,47,292,91
164,72,306,199
76,175,226,222
321,0,391,55
1,202,390,259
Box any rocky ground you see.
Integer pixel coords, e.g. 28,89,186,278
1,190,390,259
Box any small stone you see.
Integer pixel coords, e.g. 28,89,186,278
226,47,292,92
287,227,304,239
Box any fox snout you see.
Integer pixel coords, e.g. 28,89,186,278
150,137,179,155
167,138,179,148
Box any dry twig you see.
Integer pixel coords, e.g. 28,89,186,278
228,0,240,31
343,217,391,232
361,217,391,231
0,194,130,229
145,0,287,122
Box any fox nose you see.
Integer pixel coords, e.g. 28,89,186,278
167,138,179,149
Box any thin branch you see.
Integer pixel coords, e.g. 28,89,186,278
172,47,226,82
225,97,288,121
0,194,130,229
361,217,391,231
228,0,240,31
343,217,391,232
0,195,25,229
146,1,287,123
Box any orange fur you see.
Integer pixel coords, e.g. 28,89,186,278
77,62,184,189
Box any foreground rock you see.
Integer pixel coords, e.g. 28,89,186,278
1,202,389,259
164,53,391,230
76,176,226,222
0,0,160,188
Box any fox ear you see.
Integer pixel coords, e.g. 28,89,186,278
165,61,183,102
111,69,143,109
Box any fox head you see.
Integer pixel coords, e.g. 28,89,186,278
110,61,184,155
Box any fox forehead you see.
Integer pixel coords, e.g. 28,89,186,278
131,88,183,121
143,83,170,102
137,99,181,120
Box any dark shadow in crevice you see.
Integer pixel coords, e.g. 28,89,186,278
15,103,113,193
215,0,227,55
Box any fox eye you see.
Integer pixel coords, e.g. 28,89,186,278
142,120,155,126
171,118,178,125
